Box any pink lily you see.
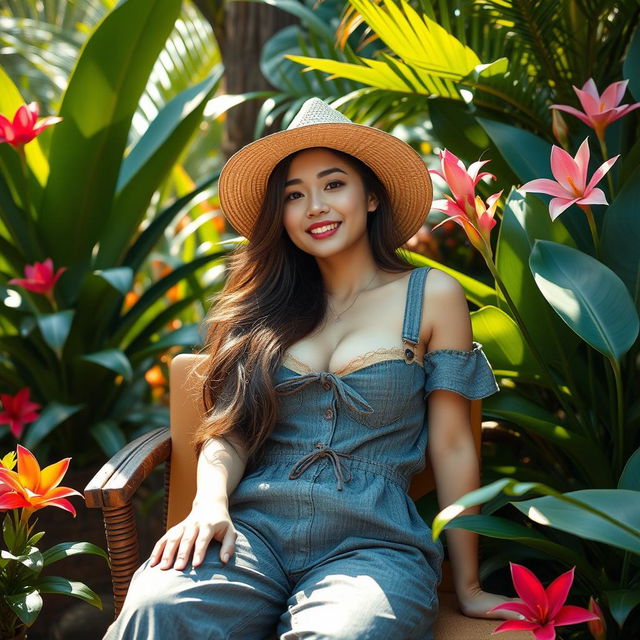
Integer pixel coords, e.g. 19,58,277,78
551,78,640,141
488,563,598,640
0,102,62,149
9,258,66,297
519,138,618,221
429,149,496,217
0,388,41,439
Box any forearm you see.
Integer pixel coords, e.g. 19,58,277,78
193,436,248,507
431,434,481,598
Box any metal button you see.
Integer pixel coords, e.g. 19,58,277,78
324,408,334,420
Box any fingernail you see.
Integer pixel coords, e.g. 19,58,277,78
222,552,229,563
517,614,525,620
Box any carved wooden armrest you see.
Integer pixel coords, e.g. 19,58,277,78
84,427,171,617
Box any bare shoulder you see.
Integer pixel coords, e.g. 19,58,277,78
419,267,473,352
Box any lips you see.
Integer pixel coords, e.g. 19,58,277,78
306,221,341,236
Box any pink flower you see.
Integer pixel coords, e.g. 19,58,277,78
429,150,501,255
520,138,619,220
0,388,41,439
0,102,63,149
587,597,606,640
488,563,598,640
551,78,640,140
9,258,66,296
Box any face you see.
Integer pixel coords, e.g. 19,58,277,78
282,148,378,258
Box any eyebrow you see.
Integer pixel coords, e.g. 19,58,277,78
284,167,348,188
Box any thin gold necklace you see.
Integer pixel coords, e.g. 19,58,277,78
327,271,378,322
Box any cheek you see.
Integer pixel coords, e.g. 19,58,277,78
282,208,305,245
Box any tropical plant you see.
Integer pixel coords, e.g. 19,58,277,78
0,445,108,638
0,0,236,465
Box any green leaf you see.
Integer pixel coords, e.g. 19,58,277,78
94,268,134,297
4,589,43,626
470,305,543,378
42,542,109,567
401,250,497,307
438,514,598,582
530,240,639,360
496,191,579,366
132,323,201,360
514,490,640,555
97,71,222,266
3,512,16,549
605,589,640,628
619,447,640,490
36,310,74,356
601,166,640,313
90,420,127,458
81,349,133,383
623,24,640,101
36,576,102,609
476,117,551,184
22,402,84,450
483,392,612,487
38,0,182,266
1,546,44,573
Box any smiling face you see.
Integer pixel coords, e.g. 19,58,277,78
282,148,379,259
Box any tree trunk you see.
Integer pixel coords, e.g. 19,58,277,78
193,0,300,160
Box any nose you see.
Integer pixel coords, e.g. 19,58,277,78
306,190,329,217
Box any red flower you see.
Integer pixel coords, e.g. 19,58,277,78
488,563,598,640
0,445,81,515
0,388,41,439
9,258,66,296
0,102,62,149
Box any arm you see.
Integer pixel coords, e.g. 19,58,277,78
422,271,517,618
150,435,249,571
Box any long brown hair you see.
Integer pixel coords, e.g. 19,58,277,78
193,147,414,470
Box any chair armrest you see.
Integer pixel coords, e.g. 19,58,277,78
84,427,171,508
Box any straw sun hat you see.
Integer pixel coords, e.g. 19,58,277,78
217,97,433,245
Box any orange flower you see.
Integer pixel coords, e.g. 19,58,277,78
0,445,82,515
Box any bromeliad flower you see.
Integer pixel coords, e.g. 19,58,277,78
587,597,606,640
0,445,82,515
0,102,63,149
0,388,41,439
9,258,66,298
488,563,598,640
520,138,618,221
551,78,640,141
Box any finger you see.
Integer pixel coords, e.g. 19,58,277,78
149,537,167,567
173,525,199,570
219,524,238,563
192,525,215,567
159,530,183,570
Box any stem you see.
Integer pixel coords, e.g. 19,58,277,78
597,134,616,201
608,357,625,477
620,550,631,588
484,256,583,432
579,204,601,260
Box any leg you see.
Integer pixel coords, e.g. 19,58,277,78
277,545,439,640
103,521,290,640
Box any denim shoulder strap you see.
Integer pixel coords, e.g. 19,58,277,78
401,266,430,362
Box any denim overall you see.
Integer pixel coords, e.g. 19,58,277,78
104,266,499,640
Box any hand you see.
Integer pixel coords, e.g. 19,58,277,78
149,498,237,571
457,584,524,621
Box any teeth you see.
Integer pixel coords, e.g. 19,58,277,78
310,223,339,235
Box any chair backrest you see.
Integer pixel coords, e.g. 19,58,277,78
167,353,482,529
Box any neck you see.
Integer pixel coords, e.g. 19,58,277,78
316,241,380,303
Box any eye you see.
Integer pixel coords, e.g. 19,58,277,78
284,180,344,202
285,191,301,201
327,180,344,189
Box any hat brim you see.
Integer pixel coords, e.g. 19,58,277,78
218,122,432,245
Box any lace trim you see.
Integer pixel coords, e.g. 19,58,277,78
282,346,424,378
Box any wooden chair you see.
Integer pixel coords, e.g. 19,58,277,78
85,354,520,639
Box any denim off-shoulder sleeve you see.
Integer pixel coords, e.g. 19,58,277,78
423,340,499,399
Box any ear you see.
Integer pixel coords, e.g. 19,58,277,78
367,192,379,212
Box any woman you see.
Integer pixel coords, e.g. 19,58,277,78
104,97,517,639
